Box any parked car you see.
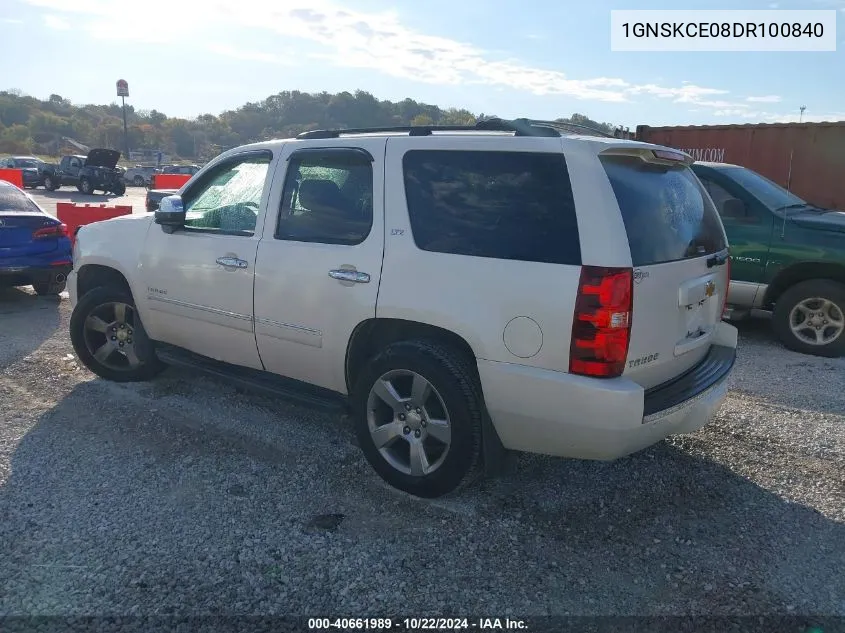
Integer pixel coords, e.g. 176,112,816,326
124,165,158,187
159,164,201,176
46,149,126,195
66,118,737,498
0,155,49,189
692,161,845,357
0,180,72,295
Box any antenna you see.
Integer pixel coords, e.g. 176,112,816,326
781,149,794,239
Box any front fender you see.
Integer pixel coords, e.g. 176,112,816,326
74,214,155,320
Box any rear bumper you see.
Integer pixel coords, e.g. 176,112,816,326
478,322,738,460
0,263,72,287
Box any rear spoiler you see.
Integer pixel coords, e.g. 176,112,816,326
598,145,694,167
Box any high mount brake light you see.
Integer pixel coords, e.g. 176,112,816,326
569,266,633,378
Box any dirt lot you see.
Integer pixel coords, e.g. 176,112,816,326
0,284,843,619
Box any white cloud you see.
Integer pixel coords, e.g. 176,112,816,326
3,17,24,23
20,0,802,120
43,14,69,30
207,44,293,65
746,95,782,103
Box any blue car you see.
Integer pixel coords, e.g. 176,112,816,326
0,180,72,295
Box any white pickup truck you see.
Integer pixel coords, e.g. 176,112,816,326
67,119,737,498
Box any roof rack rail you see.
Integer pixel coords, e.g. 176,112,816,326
295,118,563,140
523,119,616,138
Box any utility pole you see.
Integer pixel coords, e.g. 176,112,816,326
116,79,130,161
799,105,806,123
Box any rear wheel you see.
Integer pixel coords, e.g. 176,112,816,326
112,182,126,196
44,175,56,191
773,279,845,357
351,339,483,498
79,177,92,194
70,286,165,382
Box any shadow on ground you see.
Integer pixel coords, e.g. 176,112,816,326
0,288,62,369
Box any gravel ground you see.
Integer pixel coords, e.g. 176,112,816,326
0,288,843,620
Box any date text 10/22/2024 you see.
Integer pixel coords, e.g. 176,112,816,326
307,617,529,630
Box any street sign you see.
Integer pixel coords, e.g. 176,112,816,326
116,79,129,97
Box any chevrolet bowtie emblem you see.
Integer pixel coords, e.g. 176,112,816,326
704,281,716,297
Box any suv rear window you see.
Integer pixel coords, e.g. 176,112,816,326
600,154,726,266
402,150,581,266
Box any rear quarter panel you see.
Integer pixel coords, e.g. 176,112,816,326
378,136,599,372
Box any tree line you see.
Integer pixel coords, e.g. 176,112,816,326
0,88,617,161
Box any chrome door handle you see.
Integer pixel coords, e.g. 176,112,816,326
216,256,248,269
328,269,370,283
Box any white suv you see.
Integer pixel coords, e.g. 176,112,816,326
67,118,738,498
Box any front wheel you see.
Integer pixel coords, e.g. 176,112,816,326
70,286,165,382
351,339,483,498
44,175,57,191
79,177,92,194
112,182,126,196
773,279,845,357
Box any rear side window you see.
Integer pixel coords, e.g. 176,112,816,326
402,150,581,266
600,155,726,266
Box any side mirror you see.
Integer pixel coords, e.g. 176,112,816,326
154,195,186,234
721,198,748,219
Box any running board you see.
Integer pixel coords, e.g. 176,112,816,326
154,342,349,413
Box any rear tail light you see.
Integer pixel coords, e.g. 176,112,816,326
32,223,68,239
569,266,633,378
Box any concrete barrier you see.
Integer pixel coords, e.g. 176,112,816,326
151,173,191,190
56,202,133,248
0,168,24,188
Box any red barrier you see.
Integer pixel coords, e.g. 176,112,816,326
152,173,191,190
0,168,24,188
56,202,133,247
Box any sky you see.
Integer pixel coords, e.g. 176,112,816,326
1,0,843,128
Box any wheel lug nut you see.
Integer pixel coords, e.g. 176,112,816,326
415,408,421,414
127,339,133,344
120,324,125,329
421,420,427,427
111,336,117,341
119,341,124,346
414,430,421,438
403,426,410,435
398,413,406,421
404,403,411,411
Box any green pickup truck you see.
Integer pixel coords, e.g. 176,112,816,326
691,162,845,357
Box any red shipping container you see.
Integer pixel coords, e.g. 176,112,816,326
56,202,133,248
0,168,24,188
152,173,191,190
636,121,845,210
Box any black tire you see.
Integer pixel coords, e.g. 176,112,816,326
133,176,144,186
70,285,165,382
79,177,92,194
33,280,66,295
112,182,126,196
44,175,56,191
773,279,845,358
351,339,483,498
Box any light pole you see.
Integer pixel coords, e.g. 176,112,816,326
799,105,806,123
116,79,130,161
